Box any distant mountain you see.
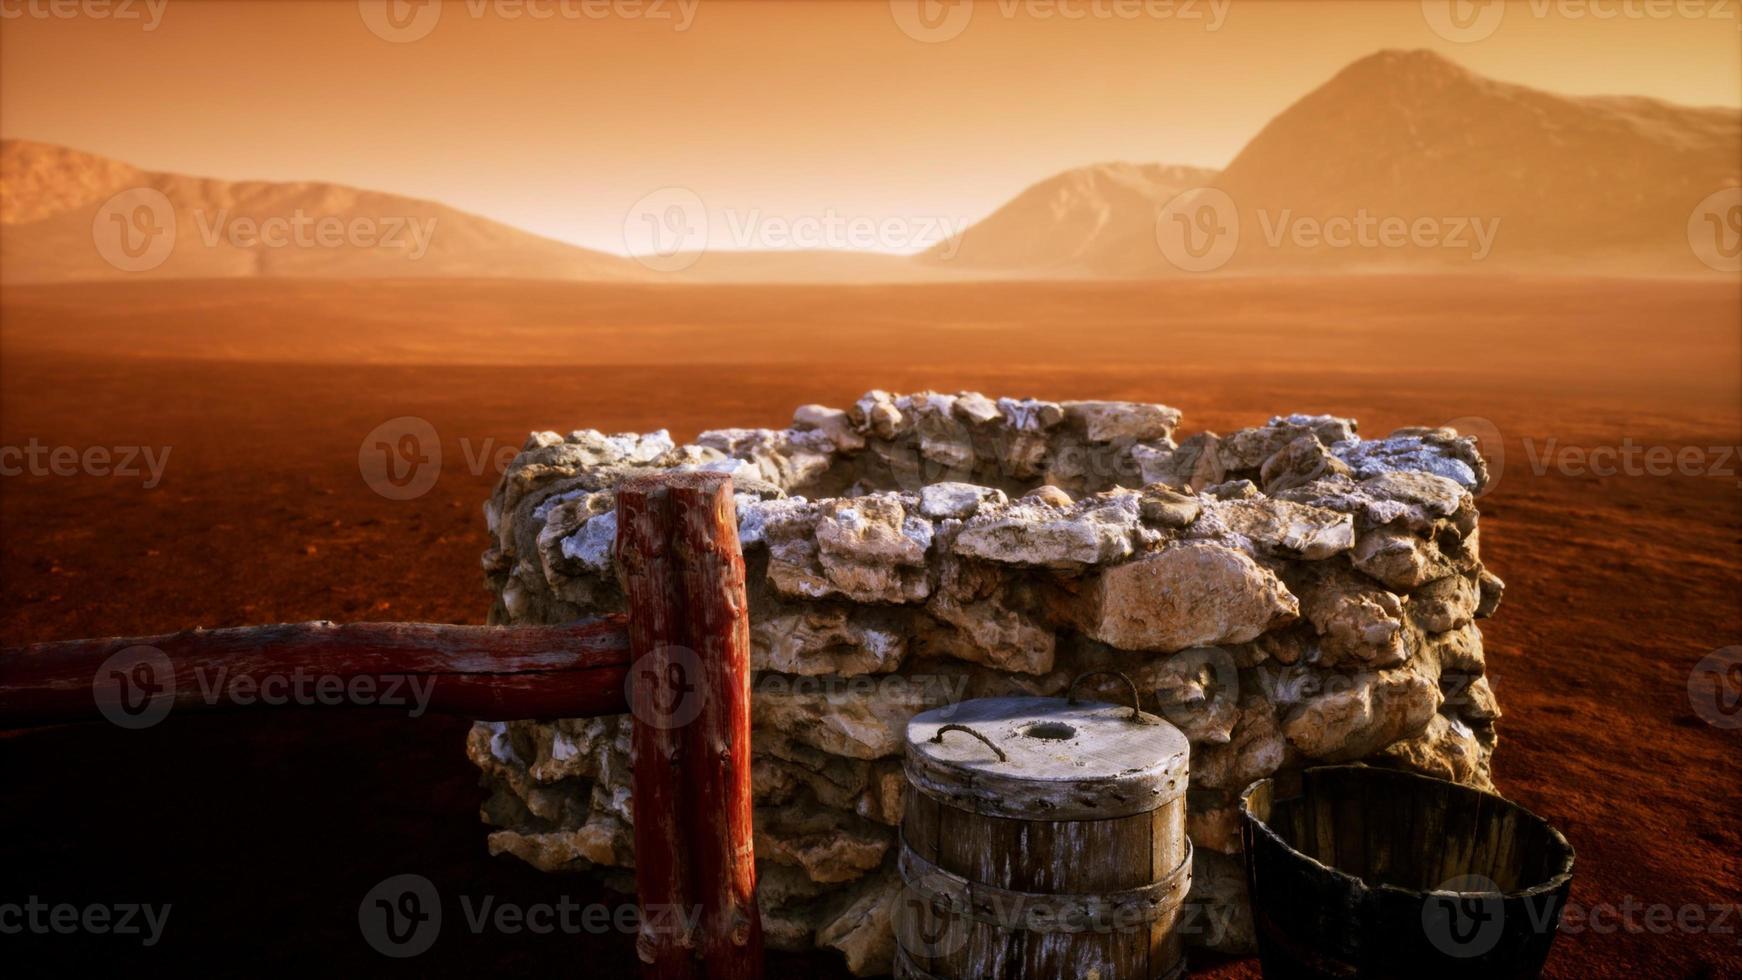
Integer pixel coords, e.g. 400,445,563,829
941,50,1739,276
6,50,1737,285
925,163,1218,275
0,140,644,283
1202,49,1740,272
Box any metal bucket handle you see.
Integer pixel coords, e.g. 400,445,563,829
1066,670,1149,723
929,724,1008,762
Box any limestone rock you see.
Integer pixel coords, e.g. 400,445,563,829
1218,425,1305,474
1279,470,1469,532
850,390,907,440
1351,524,1460,592
793,403,867,453
765,495,933,603
1270,413,1358,445
1409,573,1480,634
1078,542,1299,653
754,801,892,884
1337,426,1488,493
1379,712,1494,790
952,492,1141,568
1062,400,1183,444
1260,434,1353,494
1137,432,1226,490
951,391,1001,425
1192,694,1290,791
817,873,903,976
1212,497,1354,561
1280,662,1442,761
854,762,907,827
1477,569,1505,618
1131,645,1244,744
753,748,872,814
753,675,950,759
1131,487,1195,531
1285,560,1409,668
922,589,1056,675
751,604,907,676
1421,622,1487,674
697,427,835,489
918,481,1006,520
1443,673,1502,723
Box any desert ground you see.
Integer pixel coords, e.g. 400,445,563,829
1,275,1738,978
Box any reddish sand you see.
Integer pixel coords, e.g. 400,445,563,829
1,277,1738,978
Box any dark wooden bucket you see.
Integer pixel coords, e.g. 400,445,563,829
895,677,1193,980
1239,765,1575,980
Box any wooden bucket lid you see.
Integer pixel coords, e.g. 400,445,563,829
904,692,1190,821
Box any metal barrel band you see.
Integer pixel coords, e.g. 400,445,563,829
897,837,1194,934
895,943,1187,980
901,757,1187,820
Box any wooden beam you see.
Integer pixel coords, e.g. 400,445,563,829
616,476,704,980
671,472,764,980
0,618,631,727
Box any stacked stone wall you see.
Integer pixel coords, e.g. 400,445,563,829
466,390,1503,975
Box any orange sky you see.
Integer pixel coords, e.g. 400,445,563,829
3,0,1739,254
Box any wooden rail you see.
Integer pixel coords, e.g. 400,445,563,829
0,471,763,979
0,618,632,725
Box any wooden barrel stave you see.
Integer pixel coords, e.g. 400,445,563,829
1241,765,1576,980
897,696,1192,980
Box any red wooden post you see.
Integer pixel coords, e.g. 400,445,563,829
615,477,703,980
0,618,631,727
670,472,764,980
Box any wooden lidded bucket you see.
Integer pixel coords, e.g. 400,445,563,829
1239,766,1576,980
895,673,1192,980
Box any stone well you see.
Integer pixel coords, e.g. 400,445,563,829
466,390,1504,975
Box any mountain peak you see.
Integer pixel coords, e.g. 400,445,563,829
1319,48,1483,98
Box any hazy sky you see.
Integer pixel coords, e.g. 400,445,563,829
4,0,1739,253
